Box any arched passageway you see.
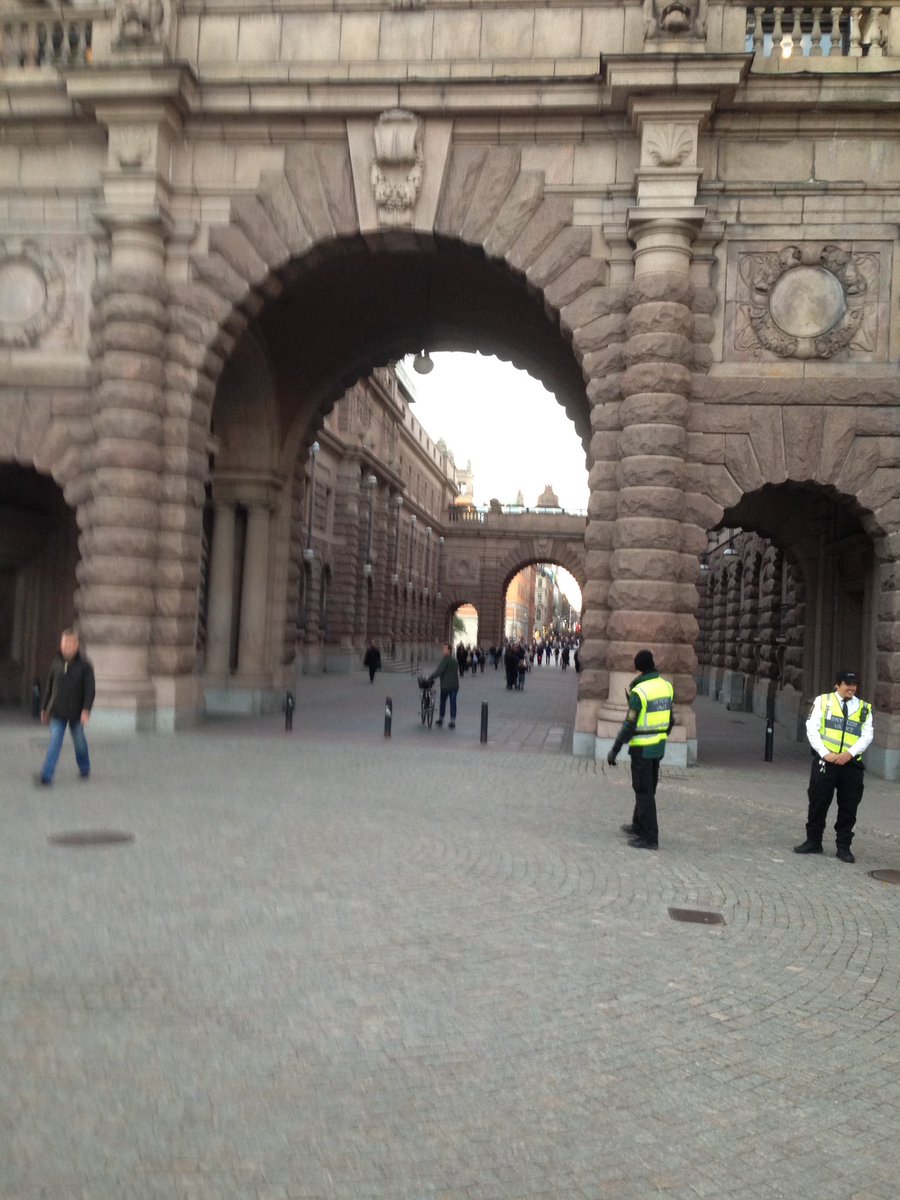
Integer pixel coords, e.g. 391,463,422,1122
697,482,884,767
199,235,591,712
0,465,79,708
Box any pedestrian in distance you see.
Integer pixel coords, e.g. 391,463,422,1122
37,628,95,786
794,669,874,863
429,642,460,729
363,642,382,683
606,649,675,850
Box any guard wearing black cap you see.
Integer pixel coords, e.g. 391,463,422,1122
795,670,874,863
607,649,675,850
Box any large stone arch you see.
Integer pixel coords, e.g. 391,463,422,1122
127,139,618,726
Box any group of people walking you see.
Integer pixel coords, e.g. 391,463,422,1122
35,626,877,868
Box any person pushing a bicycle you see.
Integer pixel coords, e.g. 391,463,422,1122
429,643,460,729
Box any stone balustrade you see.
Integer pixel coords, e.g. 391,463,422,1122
0,7,101,67
747,3,896,60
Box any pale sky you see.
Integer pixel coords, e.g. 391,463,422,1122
401,352,588,612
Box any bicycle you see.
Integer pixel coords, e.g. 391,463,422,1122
418,675,435,727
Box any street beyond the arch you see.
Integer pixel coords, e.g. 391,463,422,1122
3,665,900,1200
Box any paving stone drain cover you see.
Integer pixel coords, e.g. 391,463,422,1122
49,831,134,847
869,869,900,885
668,907,726,926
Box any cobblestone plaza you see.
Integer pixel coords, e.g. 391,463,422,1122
3,668,900,1199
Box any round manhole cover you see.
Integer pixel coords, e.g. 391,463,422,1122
869,869,900,885
49,831,134,847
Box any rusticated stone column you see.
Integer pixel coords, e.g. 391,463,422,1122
724,560,741,672
597,212,705,765
328,458,362,667
756,545,783,685
205,498,237,675
80,221,167,729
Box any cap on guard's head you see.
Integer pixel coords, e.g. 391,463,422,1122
634,649,656,674
835,670,859,685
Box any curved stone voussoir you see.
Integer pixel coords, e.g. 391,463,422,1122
284,144,338,243
582,345,624,380
230,193,290,273
527,226,593,291
573,313,627,355
435,145,489,237
544,258,608,312
622,332,694,370
191,252,256,310
459,146,520,247
589,401,622,433
619,423,687,458
627,273,694,309
258,169,314,257
586,375,623,407
208,225,274,292
505,194,572,275
684,464,740,512
621,362,691,399
724,434,765,494
483,170,545,260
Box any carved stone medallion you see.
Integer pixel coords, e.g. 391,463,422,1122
733,243,880,361
0,242,65,347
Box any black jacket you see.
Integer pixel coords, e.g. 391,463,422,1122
42,652,96,721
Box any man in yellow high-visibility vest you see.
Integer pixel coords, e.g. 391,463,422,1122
795,669,874,864
607,649,675,851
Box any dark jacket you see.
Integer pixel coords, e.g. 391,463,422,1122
42,652,96,722
363,646,382,670
430,654,460,691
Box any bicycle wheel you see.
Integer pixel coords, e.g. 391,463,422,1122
421,696,427,725
426,694,434,728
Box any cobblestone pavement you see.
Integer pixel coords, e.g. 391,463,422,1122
2,670,900,1200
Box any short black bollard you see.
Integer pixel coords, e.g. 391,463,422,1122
480,701,488,744
764,691,775,762
285,690,295,732
384,696,392,738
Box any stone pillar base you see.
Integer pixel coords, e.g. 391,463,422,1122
867,744,900,782
89,696,158,734
593,720,692,768
204,684,283,715
154,675,203,732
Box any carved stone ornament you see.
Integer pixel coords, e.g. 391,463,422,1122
643,0,708,40
644,125,695,167
111,129,154,169
114,0,170,49
370,109,424,229
735,244,879,360
0,241,65,348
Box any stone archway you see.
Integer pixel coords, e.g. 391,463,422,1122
86,139,617,730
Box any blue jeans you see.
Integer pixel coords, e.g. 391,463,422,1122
439,687,458,721
41,718,91,782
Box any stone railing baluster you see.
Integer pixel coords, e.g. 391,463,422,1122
849,5,863,54
864,6,885,55
810,6,824,53
772,5,785,51
752,5,766,51
790,5,804,52
747,4,893,60
828,5,843,55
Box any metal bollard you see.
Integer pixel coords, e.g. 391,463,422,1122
480,701,488,744
285,690,294,732
384,696,392,738
764,691,775,762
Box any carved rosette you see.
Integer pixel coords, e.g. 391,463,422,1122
114,0,170,48
734,244,879,360
643,0,708,40
370,109,424,229
0,241,65,347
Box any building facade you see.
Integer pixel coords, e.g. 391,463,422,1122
1,1,899,774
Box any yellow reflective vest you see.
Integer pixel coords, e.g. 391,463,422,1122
630,676,675,750
818,693,871,759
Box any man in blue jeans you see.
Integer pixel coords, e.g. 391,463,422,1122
429,642,460,729
37,629,95,785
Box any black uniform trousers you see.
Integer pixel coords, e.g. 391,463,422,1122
806,757,865,849
629,750,660,845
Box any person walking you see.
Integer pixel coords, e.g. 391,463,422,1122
606,649,674,850
37,629,95,786
363,642,382,683
794,670,874,863
429,643,460,729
